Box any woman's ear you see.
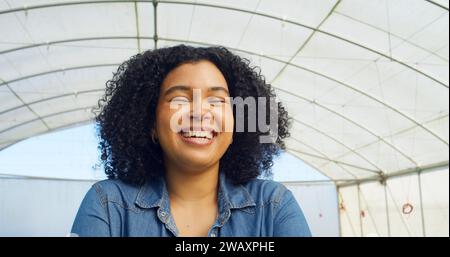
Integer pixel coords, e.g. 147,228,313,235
151,129,158,144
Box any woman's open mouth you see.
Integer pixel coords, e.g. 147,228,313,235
178,130,218,146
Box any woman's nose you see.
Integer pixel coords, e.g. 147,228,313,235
191,104,213,121
189,97,213,130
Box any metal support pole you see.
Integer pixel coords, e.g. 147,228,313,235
153,0,158,49
134,1,141,53
336,184,343,237
357,184,364,236
383,180,391,236
418,171,427,237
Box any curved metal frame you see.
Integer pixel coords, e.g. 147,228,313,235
0,63,118,86
425,0,449,11
0,64,387,176
275,87,419,166
0,78,381,177
0,46,447,175
287,135,378,178
0,0,447,88
1,36,447,148
0,87,445,183
291,119,384,172
0,104,346,182
0,36,154,55
0,61,424,172
0,37,449,150
287,147,379,173
0,105,95,135
331,113,449,162
289,138,360,180
0,117,94,151
166,37,449,147
0,57,422,167
0,71,385,176
0,87,106,116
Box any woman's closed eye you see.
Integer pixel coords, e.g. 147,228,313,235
170,96,190,104
208,97,226,106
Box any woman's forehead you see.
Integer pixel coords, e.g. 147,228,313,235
161,60,228,91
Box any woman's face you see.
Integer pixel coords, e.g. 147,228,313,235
155,60,234,171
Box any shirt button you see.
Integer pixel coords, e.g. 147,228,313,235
160,211,166,217
210,233,216,237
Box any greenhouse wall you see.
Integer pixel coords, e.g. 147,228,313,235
338,168,449,237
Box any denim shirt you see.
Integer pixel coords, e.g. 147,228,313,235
71,172,311,237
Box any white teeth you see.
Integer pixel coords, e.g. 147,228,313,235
181,131,213,139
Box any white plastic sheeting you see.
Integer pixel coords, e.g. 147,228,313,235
0,177,93,236
284,182,340,236
0,0,448,236
338,167,449,236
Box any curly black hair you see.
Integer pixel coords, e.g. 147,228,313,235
95,45,291,186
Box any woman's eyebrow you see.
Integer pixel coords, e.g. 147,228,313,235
164,85,229,96
163,85,190,96
208,86,229,95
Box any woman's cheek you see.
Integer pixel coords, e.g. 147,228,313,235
164,104,190,133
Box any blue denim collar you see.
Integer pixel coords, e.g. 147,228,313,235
134,171,256,235
134,171,256,212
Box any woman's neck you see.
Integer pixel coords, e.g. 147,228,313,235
164,161,219,204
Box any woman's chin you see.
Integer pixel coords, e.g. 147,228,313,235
176,154,218,170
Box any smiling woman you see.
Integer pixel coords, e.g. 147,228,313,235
71,45,311,237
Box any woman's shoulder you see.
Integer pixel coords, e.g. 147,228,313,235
241,178,291,206
93,178,140,192
88,178,142,206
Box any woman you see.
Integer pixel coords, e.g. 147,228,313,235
71,45,311,237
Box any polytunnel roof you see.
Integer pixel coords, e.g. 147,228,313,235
0,0,448,185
